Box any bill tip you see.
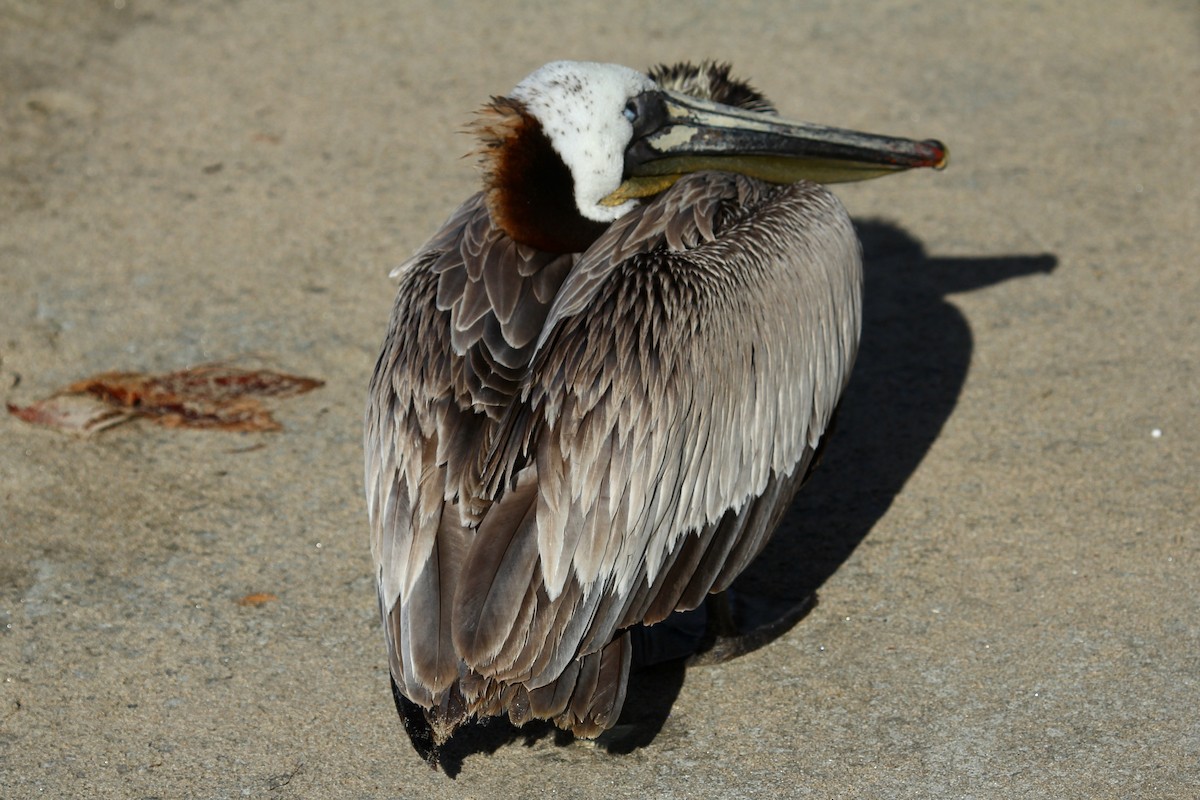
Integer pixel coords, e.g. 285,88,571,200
925,139,949,170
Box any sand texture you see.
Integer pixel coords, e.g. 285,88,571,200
1,1,1197,797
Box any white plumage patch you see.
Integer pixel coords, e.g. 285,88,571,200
509,61,655,224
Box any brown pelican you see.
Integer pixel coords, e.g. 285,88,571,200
365,60,945,767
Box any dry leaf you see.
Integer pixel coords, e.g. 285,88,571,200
236,592,278,607
8,362,323,435
7,394,134,435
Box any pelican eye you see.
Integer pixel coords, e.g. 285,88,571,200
623,101,638,123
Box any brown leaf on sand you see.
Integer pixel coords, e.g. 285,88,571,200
7,393,135,435
8,363,323,435
236,592,278,607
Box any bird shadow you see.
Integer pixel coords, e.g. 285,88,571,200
732,220,1058,605
432,220,1057,775
592,220,1057,754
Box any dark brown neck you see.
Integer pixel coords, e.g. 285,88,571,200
474,98,609,254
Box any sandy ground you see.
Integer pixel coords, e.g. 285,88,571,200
1,1,1197,797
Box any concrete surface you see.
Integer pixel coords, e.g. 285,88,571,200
1,1,1196,797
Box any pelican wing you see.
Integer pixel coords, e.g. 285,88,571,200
366,193,574,706
454,174,863,691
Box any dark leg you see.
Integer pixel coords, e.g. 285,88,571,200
688,590,818,666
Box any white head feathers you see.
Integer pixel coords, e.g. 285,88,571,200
510,61,656,223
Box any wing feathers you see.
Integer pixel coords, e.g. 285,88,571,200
452,468,541,664
369,173,861,754
397,501,470,694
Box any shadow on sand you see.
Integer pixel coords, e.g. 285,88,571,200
429,221,1057,776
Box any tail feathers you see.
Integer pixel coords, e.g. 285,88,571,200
532,631,632,737
391,676,466,769
560,631,632,737
391,632,632,765
471,631,631,737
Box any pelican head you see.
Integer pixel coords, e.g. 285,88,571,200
472,60,947,253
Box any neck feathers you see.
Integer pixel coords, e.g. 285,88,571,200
472,98,609,254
